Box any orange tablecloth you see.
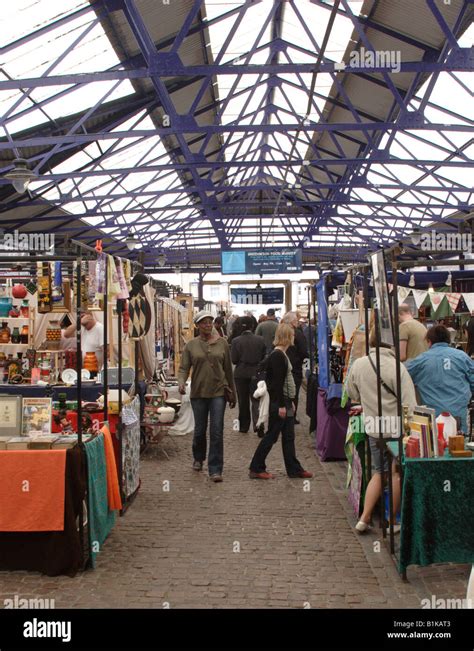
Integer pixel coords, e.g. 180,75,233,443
0,450,66,532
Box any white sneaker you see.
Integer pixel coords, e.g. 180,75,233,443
386,524,401,535
355,520,370,533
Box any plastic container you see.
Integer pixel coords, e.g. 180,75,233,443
436,412,457,440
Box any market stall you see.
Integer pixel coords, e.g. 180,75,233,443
0,240,141,572
339,251,474,579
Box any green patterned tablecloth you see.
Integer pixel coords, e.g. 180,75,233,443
387,443,474,572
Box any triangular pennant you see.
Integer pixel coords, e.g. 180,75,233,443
398,286,411,304
429,292,445,312
445,292,462,313
412,289,428,309
463,292,474,313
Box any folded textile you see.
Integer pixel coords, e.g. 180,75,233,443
253,380,270,432
84,435,116,568
100,425,122,511
0,450,66,531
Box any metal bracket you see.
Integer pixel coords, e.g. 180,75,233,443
446,47,474,71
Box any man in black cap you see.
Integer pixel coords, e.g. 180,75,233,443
255,308,278,353
231,316,266,433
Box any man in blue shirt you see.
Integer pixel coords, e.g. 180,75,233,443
406,325,474,433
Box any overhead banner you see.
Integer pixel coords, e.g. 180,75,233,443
230,288,284,305
221,250,302,275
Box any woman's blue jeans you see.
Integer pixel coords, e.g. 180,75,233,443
191,396,226,475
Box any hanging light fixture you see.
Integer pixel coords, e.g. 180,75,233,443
157,252,166,267
125,236,139,251
409,273,415,288
428,283,435,293
5,158,37,193
446,271,452,287
410,228,421,246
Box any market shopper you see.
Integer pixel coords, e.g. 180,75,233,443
248,323,313,480
255,308,279,353
406,324,474,433
231,317,266,433
178,311,236,482
398,304,428,361
280,311,308,424
346,327,417,533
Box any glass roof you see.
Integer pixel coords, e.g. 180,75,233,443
0,0,471,261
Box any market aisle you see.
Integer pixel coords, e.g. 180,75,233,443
0,394,470,609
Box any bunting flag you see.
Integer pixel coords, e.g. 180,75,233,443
412,289,428,309
398,286,411,304
429,291,445,313
445,292,462,313
463,293,474,313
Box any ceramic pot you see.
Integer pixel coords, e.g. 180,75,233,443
0,322,10,344
157,406,175,424
12,284,27,299
83,352,98,373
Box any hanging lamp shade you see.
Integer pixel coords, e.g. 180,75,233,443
4,159,37,193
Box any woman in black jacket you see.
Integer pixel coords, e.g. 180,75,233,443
249,324,313,480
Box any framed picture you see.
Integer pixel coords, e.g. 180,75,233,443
371,251,394,346
0,395,22,437
22,397,52,437
52,280,72,313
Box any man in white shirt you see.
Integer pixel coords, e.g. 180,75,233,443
62,310,105,368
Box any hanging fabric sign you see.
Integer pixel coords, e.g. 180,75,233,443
107,255,121,298
463,293,474,313
429,292,445,312
445,292,462,313
412,289,428,309
397,287,411,304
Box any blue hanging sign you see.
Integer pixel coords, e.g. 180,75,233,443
230,288,284,305
221,250,302,275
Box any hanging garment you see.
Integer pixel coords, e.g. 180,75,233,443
128,295,152,340
253,380,270,432
107,255,121,298
116,258,129,300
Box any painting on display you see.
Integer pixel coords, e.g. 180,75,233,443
370,250,394,346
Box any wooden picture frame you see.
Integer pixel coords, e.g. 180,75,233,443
52,279,72,313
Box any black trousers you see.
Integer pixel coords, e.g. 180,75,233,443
294,375,302,417
249,400,304,476
234,377,260,432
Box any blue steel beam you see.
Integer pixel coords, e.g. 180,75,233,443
1,117,471,151
0,56,471,92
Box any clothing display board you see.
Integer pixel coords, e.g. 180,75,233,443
121,396,141,497
0,445,86,576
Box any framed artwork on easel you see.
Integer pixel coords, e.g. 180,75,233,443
371,250,394,346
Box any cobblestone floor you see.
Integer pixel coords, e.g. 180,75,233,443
0,391,470,609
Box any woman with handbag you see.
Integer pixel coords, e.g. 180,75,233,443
346,327,417,533
178,311,236,482
248,323,313,480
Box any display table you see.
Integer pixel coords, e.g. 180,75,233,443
0,382,132,402
0,434,117,576
0,445,86,576
387,443,474,573
315,387,349,461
